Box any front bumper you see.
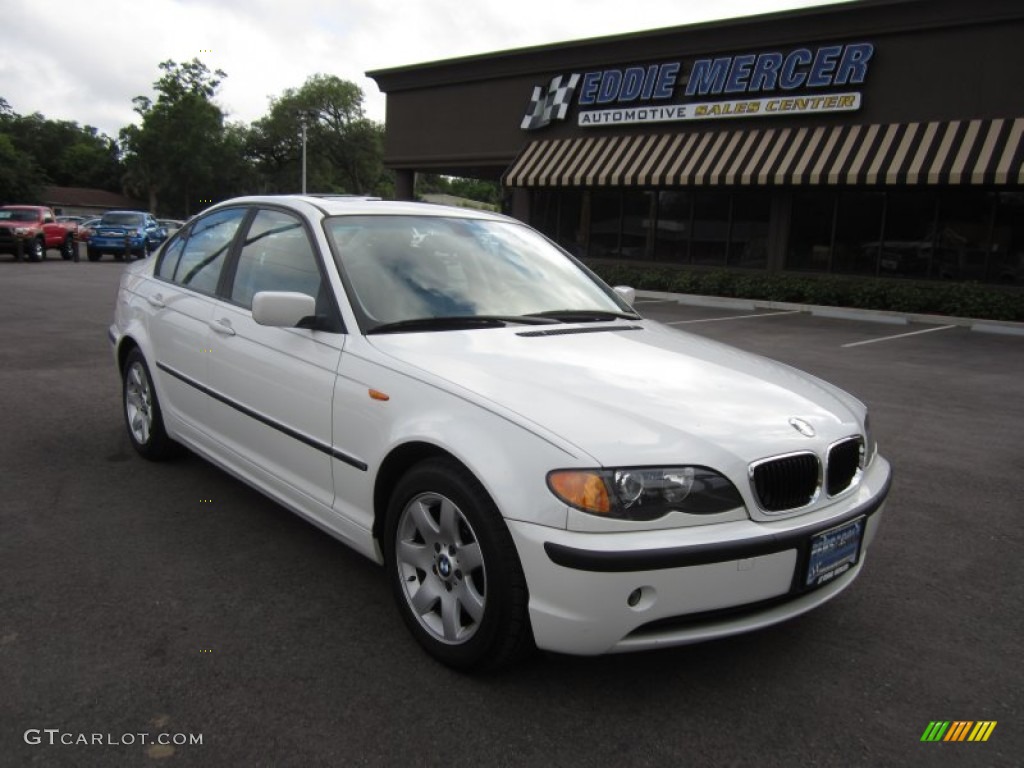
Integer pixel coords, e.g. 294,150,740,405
91,235,144,252
510,456,891,655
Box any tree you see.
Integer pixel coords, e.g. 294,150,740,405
248,74,389,196
0,99,122,195
0,132,43,202
121,59,230,216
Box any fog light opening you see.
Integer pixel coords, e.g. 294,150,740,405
626,586,656,611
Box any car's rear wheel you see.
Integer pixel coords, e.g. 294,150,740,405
384,458,532,672
122,348,177,460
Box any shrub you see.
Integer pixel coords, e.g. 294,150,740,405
588,262,1024,322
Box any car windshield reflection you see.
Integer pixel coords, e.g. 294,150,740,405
325,215,634,331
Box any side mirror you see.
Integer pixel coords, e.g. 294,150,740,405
613,285,636,306
252,291,316,328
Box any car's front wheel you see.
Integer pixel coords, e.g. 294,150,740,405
122,348,177,460
87,248,101,262
28,237,44,262
60,236,75,260
384,458,532,672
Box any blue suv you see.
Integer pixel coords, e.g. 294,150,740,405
88,211,167,261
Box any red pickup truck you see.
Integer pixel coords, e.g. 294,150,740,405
0,205,77,261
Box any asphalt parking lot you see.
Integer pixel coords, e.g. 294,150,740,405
1,259,1021,767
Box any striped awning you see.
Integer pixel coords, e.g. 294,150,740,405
502,117,1024,188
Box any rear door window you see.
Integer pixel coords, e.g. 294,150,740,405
166,208,247,294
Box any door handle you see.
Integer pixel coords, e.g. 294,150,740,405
147,293,166,309
210,317,236,336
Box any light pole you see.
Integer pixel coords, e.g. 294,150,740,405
300,114,308,194
297,109,317,194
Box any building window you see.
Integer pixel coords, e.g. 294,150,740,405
655,191,692,263
728,191,770,268
691,190,730,266
588,189,622,257
878,190,939,279
992,192,1024,284
933,189,993,281
835,191,886,276
622,190,656,260
556,191,585,257
787,191,836,272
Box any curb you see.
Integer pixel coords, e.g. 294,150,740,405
635,290,1024,337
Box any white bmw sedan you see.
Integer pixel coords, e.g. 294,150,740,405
110,195,891,670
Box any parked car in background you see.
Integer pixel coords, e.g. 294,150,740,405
77,217,102,242
88,211,166,261
158,219,186,237
109,195,892,671
0,205,77,261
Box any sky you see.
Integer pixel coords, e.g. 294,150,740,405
2,0,850,138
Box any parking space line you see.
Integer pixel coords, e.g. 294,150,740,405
841,324,957,348
634,298,677,304
665,310,802,325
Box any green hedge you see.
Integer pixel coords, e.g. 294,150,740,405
588,263,1024,322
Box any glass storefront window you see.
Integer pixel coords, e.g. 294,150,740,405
530,191,558,241
556,191,586,258
787,191,835,272
991,192,1024,284
691,190,729,266
879,190,939,279
655,191,692,263
834,191,885,276
534,186,1009,284
728,191,770,268
588,189,621,257
621,190,656,260
933,190,993,280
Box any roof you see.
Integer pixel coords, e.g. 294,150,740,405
367,0,1023,91
42,186,145,211
213,194,514,222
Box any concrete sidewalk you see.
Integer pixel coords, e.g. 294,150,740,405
635,289,1024,337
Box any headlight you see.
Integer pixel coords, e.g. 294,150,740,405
547,466,744,521
861,413,877,468
13,227,30,237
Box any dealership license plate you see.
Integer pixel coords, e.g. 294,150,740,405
806,517,865,587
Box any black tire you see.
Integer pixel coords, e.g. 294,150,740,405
122,348,178,461
139,240,150,259
87,248,101,262
384,457,532,672
28,237,44,262
60,236,75,260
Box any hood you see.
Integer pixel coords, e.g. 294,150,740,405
367,320,864,468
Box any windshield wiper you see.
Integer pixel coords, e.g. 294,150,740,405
366,315,559,335
524,309,641,323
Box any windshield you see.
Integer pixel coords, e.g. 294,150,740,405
101,212,145,226
0,210,38,222
325,215,632,331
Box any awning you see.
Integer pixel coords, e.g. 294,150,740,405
502,117,1024,188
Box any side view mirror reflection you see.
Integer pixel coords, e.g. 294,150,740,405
613,285,636,306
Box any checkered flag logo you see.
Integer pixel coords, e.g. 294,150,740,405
521,74,581,131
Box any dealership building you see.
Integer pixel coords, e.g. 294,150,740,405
368,0,1024,283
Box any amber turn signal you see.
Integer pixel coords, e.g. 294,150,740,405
547,471,611,514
